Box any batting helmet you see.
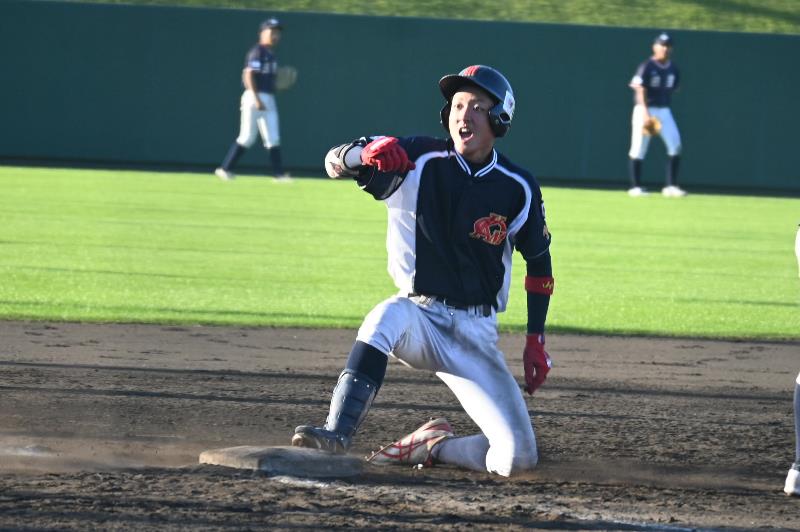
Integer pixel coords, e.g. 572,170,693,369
260,17,282,31
439,65,515,138
653,32,673,46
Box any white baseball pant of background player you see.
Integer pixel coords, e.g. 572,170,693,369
795,225,800,275
236,91,280,149
790,226,800,496
356,295,538,477
628,104,681,159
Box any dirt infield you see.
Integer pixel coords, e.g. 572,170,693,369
1,321,798,530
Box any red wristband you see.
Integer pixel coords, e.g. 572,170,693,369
525,276,554,295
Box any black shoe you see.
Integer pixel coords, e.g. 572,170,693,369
292,425,348,454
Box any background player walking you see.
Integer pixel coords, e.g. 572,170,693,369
627,32,686,197
291,65,554,477
215,18,290,182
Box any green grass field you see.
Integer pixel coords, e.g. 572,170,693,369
66,0,800,35
1,166,797,340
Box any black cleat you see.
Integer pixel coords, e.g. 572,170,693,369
292,425,348,454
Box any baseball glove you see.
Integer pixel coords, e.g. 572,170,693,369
275,65,298,91
642,116,662,136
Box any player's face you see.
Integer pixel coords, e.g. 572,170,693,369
652,43,671,61
448,88,495,163
260,28,281,46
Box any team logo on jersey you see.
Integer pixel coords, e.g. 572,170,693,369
470,213,508,246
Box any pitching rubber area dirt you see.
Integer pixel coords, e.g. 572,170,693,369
1,321,798,530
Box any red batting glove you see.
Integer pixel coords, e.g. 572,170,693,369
361,137,416,174
523,334,552,395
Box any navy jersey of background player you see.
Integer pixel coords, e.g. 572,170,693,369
245,45,277,94
354,135,550,309
631,59,680,107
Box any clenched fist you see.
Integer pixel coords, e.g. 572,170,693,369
361,137,416,174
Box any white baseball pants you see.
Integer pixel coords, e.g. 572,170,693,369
356,295,539,477
236,91,280,149
795,225,800,277
629,105,682,159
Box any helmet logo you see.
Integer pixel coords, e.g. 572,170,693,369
502,90,515,121
461,65,481,76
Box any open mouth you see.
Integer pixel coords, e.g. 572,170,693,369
459,126,473,141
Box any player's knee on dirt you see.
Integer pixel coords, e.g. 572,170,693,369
486,440,538,477
486,430,539,477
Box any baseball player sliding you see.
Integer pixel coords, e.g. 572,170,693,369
215,18,291,182
627,32,686,197
292,65,554,477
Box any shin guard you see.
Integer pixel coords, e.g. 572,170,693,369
323,370,378,449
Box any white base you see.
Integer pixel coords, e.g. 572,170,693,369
199,445,363,478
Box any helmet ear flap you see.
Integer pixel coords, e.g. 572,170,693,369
489,102,510,138
440,102,451,133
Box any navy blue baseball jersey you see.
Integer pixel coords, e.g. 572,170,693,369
244,45,277,93
354,135,550,310
630,59,680,107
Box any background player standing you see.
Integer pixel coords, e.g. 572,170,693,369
627,32,686,197
786,369,800,496
291,65,554,477
215,18,290,182
786,224,800,496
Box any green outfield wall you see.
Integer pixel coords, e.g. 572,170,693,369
1,1,798,192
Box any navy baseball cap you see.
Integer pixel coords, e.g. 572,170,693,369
260,18,282,31
654,32,673,46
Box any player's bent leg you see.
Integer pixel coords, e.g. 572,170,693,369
435,311,539,476
485,431,538,476
437,367,538,476
294,296,429,455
